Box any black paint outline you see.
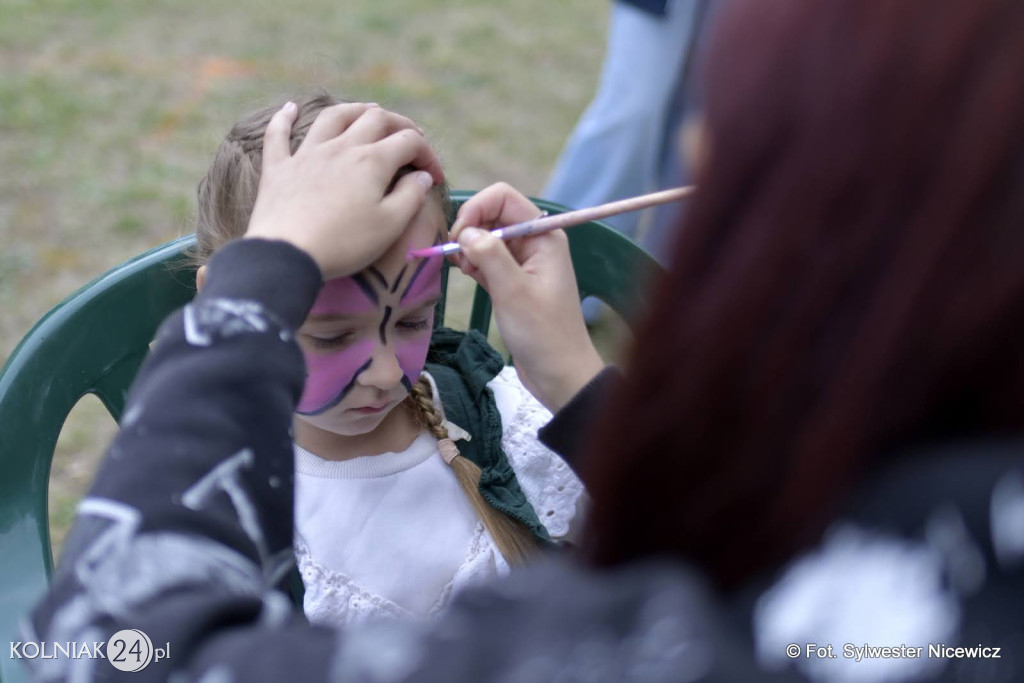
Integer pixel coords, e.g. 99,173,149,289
297,358,373,416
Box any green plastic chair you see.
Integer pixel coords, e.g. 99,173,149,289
0,192,660,683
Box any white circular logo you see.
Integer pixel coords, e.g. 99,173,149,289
106,629,154,672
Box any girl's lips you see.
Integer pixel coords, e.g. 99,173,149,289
351,402,391,414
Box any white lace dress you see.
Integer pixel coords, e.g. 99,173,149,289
293,366,586,627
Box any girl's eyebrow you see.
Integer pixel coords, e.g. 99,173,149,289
399,295,442,312
305,312,367,323
306,298,439,323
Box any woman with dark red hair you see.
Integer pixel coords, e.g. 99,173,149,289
466,0,1024,677
26,0,1023,681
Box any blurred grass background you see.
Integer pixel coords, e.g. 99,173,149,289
0,0,624,553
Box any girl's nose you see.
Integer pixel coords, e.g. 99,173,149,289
356,343,404,391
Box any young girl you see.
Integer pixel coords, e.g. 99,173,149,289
192,93,585,625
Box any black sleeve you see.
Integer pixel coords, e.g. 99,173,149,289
537,367,621,476
24,237,351,682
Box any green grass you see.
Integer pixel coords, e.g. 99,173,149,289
0,0,619,557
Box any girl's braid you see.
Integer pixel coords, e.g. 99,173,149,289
406,376,538,565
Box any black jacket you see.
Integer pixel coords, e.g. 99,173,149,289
25,239,1022,682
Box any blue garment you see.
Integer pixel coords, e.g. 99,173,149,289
619,0,670,16
543,0,704,263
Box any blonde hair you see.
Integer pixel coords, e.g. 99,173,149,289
191,91,451,268
194,92,536,563
406,377,539,564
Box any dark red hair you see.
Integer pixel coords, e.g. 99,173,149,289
583,0,1024,589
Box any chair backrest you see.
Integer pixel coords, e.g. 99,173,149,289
0,193,660,682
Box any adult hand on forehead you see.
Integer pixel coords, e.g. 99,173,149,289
245,101,445,280
452,183,604,413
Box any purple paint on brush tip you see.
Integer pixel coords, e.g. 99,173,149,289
407,243,460,260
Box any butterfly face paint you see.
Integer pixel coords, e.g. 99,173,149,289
296,254,444,416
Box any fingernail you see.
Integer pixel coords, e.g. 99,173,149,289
459,228,484,245
283,101,296,114
366,102,380,108
415,171,433,189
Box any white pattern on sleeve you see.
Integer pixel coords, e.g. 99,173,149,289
488,366,587,541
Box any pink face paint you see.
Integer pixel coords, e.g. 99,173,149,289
395,316,434,391
400,255,444,305
297,337,375,414
394,256,442,392
309,274,379,316
297,274,378,415
296,256,444,416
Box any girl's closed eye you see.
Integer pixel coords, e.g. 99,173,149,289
306,330,356,350
396,300,439,336
397,317,430,334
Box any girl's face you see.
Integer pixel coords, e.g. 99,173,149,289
295,199,445,436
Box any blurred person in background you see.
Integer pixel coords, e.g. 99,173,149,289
542,0,714,322
25,0,1024,681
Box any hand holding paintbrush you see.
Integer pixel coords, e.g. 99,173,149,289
407,186,695,259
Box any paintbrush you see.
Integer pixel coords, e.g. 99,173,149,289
407,185,695,259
